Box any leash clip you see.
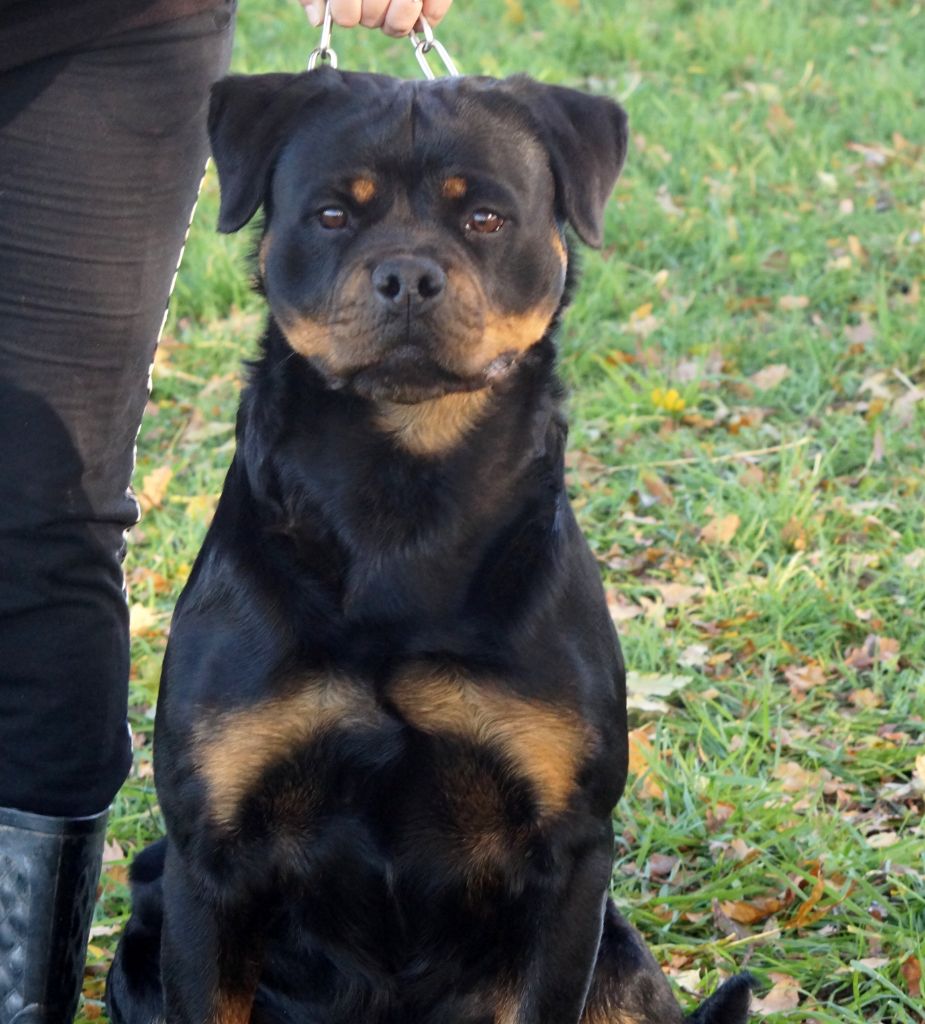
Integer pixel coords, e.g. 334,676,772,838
307,2,460,78
307,1,338,70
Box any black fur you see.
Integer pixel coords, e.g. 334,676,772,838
108,69,750,1024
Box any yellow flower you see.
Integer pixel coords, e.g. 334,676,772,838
651,387,686,413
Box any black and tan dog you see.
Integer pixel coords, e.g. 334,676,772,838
106,68,753,1024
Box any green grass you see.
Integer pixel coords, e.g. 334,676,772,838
79,1,925,1020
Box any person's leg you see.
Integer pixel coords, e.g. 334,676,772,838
0,6,234,1020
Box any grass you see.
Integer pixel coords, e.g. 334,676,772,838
79,1,925,1020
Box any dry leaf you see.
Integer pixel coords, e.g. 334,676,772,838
642,474,675,506
721,895,787,925
606,590,644,624
740,464,765,488
749,363,791,390
901,956,922,999
845,634,900,670
647,853,679,879
628,724,665,799
903,549,925,570
652,582,702,608
700,514,741,545
773,760,823,794
753,974,800,1014
866,831,900,849
129,603,159,638
778,295,809,311
784,663,827,698
136,465,173,513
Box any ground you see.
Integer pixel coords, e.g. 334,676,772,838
79,1,925,1020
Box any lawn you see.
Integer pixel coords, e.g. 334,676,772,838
80,1,925,1020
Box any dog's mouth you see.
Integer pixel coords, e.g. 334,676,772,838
343,345,520,405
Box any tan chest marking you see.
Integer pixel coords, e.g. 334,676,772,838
194,677,381,827
210,991,254,1024
390,668,590,817
376,390,491,455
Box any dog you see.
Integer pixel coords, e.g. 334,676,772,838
106,68,753,1024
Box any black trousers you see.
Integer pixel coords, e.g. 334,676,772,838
0,7,234,818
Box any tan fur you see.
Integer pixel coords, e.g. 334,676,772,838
582,1010,646,1024
551,228,568,267
494,989,524,1024
376,390,491,455
210,990,255,1024
442,176,468,199
194,678,381,826
471,305,559,368
276,315,334,361
350,177,377,204
390,667,590,817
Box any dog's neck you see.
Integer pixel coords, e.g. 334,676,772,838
239,320,567,550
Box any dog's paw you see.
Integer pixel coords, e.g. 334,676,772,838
685,973,755,1023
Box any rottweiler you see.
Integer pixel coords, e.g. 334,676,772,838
106,68,753,1024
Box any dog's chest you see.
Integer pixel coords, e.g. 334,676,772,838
193,665,590,886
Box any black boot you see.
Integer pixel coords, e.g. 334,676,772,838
0,805,107,1024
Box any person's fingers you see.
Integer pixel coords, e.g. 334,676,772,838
359,0,391,28
420,0,453,28
329,0,363,28
382,0,424,37
301,0,323,27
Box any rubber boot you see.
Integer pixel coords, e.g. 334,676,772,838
0,805,107,1024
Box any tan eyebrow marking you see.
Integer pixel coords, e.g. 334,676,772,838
350,177,377,204
442,176,468,199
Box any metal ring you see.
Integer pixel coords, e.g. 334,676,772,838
307,1,338,70
409,17,459,78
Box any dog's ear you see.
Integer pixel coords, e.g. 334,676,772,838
685,973,755,1024
208,70,339,233
499,78,628,248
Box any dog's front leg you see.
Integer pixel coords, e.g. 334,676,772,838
159,846,263,1024
504,831,614,1024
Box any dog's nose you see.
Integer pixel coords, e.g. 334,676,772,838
372,257,447,309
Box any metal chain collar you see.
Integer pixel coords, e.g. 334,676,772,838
307,1,459,78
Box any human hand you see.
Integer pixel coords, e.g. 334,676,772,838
301,0,453,37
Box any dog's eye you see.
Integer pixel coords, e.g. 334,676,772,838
318,207,348,230
466,209,505,234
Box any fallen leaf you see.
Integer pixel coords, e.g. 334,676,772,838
606,590,644,624
136,465,173,513
753,974,800,1014
866,831,900,849
773,760,823,794
845,319,876,345
784,663,827,698
627,671,692,698
642,473,675,506
652,582,702,608
720,895,788,925
749,363,791,390
679,643,709,669
700,514,741,545
849,687,882,709
627,724,665,799
740,464,765,488
129,603,159,638
903,549,925,570
845,634,900,670
778,294,809,311
901,956,922,999
647,853,679,879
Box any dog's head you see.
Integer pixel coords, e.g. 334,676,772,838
209,69,627,404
